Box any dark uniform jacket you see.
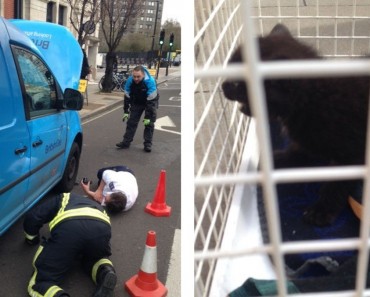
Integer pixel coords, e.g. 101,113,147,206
123,68,159,122
24,193,110,240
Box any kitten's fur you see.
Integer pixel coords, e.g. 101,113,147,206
222,24,369,226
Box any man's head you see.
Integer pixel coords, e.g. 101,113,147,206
105,192,127,214
132,66,145,84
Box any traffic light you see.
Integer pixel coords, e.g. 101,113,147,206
159,29,165,45
169,33,174,47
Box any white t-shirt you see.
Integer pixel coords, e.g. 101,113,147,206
102,170,138,211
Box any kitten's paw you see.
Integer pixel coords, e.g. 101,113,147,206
303,206,337,227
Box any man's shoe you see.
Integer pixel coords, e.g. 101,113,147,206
144,146,151,152
93,267,117,297
116,141,130,149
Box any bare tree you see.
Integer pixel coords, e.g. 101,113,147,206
67,0,101,45
100,0,144,92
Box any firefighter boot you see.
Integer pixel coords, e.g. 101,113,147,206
93,265,117,297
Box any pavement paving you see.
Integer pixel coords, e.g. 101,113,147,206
79,66,181,122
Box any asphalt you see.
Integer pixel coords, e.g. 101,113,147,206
78,66,181,122
77,65,182,297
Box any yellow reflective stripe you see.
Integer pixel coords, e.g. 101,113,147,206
92,258,113,284
59,193,70,213
28,245,44,297
28,271,41,297
24,231,37,240
44,285,62,297
32,245,44,268
49,193,70,230
49,207,110,231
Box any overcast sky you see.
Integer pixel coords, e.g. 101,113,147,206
161,0,184,25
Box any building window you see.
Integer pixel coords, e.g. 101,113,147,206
14,0,23,19
58,5,66,25
46,2,55,22
147,9,154,14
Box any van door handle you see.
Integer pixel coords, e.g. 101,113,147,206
32,139,43,147
15,146,27,155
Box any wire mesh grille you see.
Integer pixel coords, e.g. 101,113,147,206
194,1,370,296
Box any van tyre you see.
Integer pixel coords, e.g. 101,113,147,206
56,142,80,192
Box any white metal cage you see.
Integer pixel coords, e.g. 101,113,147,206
194,1,370,296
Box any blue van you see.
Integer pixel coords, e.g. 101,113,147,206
0,18,84,235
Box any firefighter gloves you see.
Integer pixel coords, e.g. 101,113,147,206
122,113,129,122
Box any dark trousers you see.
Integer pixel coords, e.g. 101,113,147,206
28,220,112,296
97,165,135,181
123,104,156,147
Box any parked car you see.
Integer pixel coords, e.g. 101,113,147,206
173,55,181,66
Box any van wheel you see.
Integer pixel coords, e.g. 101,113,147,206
56,142,80,192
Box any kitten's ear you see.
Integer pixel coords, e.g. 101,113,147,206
269,24,293,38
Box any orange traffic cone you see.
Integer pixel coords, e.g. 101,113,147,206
125,231,168,297
145,170,171,217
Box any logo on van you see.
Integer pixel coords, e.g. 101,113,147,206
45,139,62,154
23,31,52,50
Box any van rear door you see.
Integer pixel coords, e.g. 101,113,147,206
12,46,68,206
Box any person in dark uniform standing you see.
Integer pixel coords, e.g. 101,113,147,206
115,65,159,152
23,192,116,297
80,48,91,79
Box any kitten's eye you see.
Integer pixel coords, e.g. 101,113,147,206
233,82,240,88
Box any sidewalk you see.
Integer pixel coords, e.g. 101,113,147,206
79,66,181,122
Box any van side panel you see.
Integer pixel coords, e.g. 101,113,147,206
26,114,67,206
0,22,31,232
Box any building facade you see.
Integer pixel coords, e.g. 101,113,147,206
131,0,163,36
0,0,100,79
0,0,165,76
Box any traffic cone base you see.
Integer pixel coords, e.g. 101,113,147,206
145,170,171,217
145,202,171,217
125,274,168,297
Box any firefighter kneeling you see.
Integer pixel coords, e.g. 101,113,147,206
24,192,116,297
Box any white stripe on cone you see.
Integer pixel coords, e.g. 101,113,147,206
141,246,157,274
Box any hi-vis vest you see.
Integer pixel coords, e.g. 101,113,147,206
49,193,110,231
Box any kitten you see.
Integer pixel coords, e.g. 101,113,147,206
222,24,369,226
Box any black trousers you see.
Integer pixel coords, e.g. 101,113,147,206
123,104,156,147
28,219,112,296
97,165,135,181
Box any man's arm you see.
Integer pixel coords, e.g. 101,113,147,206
145,77,158,100
80,180,105,204
23,194,62,245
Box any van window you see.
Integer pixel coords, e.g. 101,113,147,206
12,47,58,118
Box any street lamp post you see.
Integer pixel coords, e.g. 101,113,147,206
149,0,160,69
166,33,174,76
156,29,165,79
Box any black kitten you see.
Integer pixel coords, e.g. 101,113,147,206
222,24,369,226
